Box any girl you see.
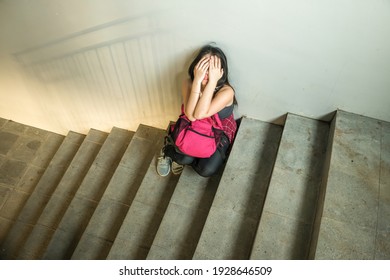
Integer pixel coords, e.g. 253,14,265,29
157,44,237,177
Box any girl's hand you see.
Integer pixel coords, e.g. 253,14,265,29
208,56,223,83
193,56,210,84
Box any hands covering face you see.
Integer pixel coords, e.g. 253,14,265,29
194,55,224,84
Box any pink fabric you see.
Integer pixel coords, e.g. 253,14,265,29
173,109,224,158
180,103,237,143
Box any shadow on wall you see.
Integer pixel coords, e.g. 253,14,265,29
13,15,194,134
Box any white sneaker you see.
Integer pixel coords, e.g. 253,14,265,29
157,155,172,177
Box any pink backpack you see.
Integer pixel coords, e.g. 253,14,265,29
168,106,224,158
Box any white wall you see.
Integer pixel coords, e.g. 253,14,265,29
0,0,389,135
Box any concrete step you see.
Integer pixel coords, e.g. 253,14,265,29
378,121,390,260
71,125,164,259
17,128,126,259
2,111,389,260
193,117,283,259
0,119,65,230
313,110,390,259
107,128,180,260
147,166,222,260
13,129,107,259
41,127,132,259
0,129,84,259
250,113,330,259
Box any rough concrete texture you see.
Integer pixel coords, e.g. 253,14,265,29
1,111,389,260
107,151,180,260
147,166,222,260
251,113,329,259
315,111,389,259
72,125,163,259
0,118,67,259
42,128,133,260
193,117,283,259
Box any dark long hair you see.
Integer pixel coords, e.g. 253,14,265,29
188,44,237,105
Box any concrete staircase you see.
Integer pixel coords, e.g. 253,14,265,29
0,110,389,260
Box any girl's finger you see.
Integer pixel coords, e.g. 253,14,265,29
197,62,208,72
200,58,209,69
196,57,207,68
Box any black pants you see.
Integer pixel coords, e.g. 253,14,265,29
164,135,230,177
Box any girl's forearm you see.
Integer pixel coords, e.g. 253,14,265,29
193,80,217,119
184,81,202,120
